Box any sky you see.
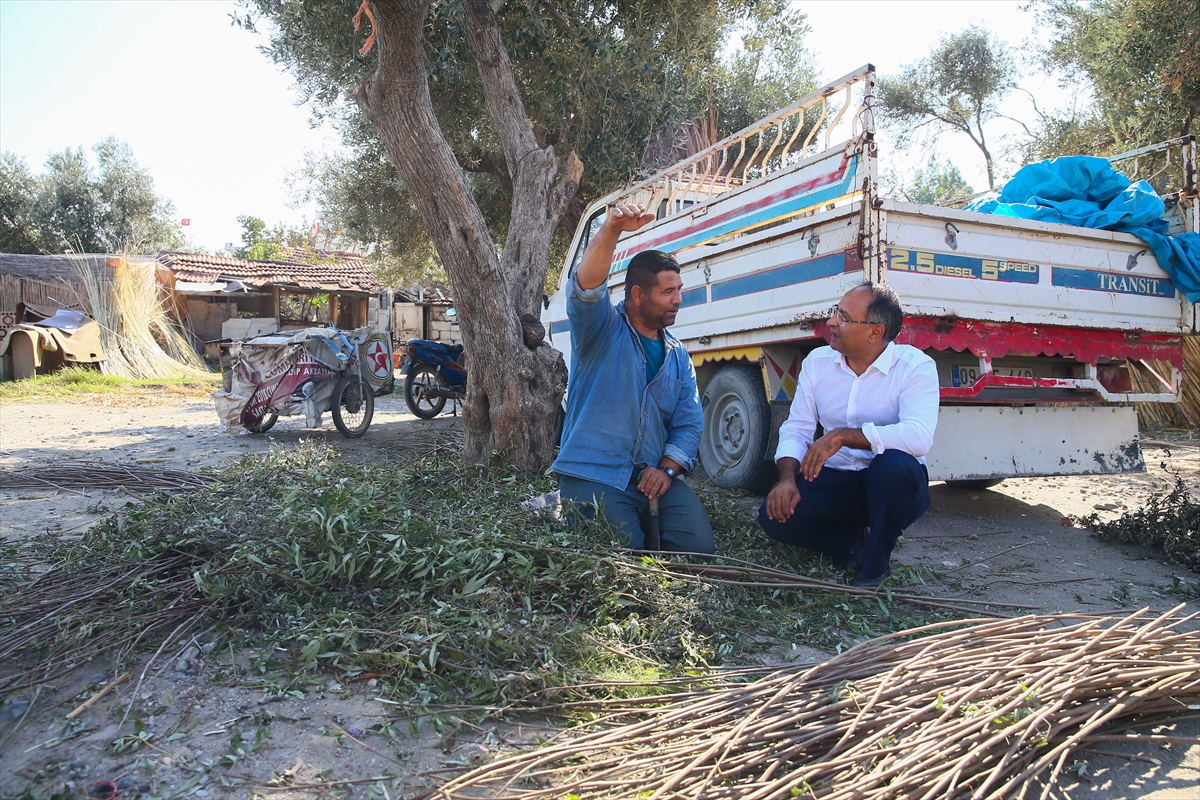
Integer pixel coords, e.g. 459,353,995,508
0,0,1069,253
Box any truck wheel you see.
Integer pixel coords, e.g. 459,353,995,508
699,364,775,493
332,375,375,438
945,479,1005,490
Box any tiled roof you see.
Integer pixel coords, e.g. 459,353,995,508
157,251,379,293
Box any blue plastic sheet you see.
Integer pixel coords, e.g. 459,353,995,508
966,155,1200,302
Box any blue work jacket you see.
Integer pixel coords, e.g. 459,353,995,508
552,274,703,491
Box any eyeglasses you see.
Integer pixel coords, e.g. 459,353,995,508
833,307,878,326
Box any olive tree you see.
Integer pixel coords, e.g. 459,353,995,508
878,26,1018,190
240,0,809,472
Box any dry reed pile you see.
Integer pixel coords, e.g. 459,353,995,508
434,607,1200,800
0,462,211,491
1131,338,1200,429
72,256,209,380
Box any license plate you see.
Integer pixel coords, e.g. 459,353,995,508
951,365,1036,387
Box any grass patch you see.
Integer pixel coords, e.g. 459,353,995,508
0,366,219,400
0,444,958,713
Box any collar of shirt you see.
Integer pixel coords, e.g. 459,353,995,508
832,341,898,377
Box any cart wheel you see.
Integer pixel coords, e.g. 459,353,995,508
332,375,375,438
245,413,278,434
405,363,448,419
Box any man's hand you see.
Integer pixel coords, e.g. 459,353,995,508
799,427,872,481
576,203,656,290
605,203,656,234
638,466,672,501
765,457,801,523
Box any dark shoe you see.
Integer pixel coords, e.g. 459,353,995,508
850,567,891,588
834,527,870,573
832,552,860,572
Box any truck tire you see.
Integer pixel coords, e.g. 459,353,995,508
945,479,1005,490
699,364,775,494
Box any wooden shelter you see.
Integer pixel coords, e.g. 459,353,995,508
156,251,381,341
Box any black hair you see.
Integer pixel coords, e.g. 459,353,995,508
625,250,680,301
856,281,904,341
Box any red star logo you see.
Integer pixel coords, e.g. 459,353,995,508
366,340,390,377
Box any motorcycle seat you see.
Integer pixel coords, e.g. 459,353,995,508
408,338,464,356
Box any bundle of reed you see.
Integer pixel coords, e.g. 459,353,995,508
0,462,211,491
0,555,209,697
72,255,209,380
433,607,1199,800
1130,338,1200,430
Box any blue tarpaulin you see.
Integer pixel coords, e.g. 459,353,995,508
966,155,1200,302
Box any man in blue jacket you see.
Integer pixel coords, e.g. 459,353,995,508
552,203,715,553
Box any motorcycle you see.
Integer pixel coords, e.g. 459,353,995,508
215,327,395,438
400,338,467,419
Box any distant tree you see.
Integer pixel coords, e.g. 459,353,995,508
0,137,182,255
1026,0,1200,159
0,153,41,253
233,214,287,261
895,156,975,205
879,26,1018,190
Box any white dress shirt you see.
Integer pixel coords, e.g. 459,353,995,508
775,342,940,471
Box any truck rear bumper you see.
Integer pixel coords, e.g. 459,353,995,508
925,406,1143,482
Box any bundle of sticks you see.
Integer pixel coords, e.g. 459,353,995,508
0,462,211,491
432,606,1199,800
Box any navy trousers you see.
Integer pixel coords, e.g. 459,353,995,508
757,450,930,580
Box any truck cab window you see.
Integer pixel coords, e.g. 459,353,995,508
568,209,608,278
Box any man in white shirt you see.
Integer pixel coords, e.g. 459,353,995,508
759,282,939,587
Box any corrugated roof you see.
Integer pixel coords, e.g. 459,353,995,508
157,251,379,293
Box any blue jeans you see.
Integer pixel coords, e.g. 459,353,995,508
757,449,930,580
559,474,716,554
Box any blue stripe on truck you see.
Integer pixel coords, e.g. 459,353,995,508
681,286,708,308
710,252,846,302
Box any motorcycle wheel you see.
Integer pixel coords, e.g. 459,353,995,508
405,363,449,419
245,412,278,434
332,375,375,438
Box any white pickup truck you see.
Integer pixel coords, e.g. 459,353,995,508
544,65,1198,492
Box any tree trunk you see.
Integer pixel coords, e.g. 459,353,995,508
353,0,578,472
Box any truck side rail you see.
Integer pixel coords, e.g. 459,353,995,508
604,65,878,231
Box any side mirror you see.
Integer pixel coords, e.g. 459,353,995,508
542,294,550,310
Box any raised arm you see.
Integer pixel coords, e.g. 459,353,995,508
575,203,656,290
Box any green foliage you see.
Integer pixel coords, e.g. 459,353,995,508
1078,474,1200,572
40,444,952,709
1028,0,1200,159
879,26,1017,189
233,213,331,262
0,137,183,254
887,156,975,205
240,0,818,289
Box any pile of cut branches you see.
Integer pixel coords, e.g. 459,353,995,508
434,607,1200,799
0,445,968,705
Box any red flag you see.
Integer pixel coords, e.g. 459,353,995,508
181,219,191,226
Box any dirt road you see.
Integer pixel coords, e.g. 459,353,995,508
1,392,1196,799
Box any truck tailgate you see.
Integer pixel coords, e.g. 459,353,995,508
883,201,1190,334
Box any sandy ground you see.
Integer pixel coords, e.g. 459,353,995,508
1,392,1197,799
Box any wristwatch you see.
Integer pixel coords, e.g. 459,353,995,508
661,465,680,480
